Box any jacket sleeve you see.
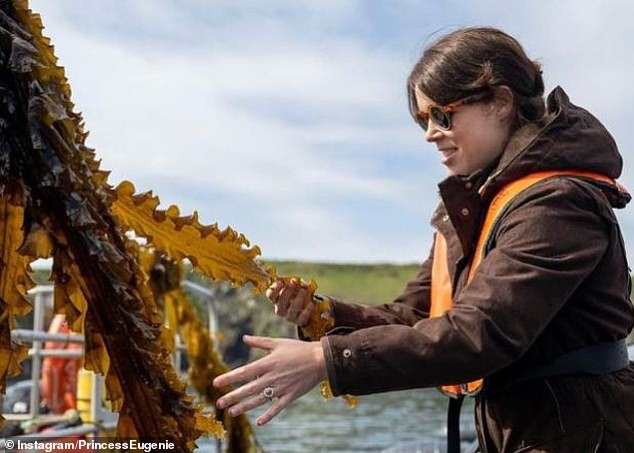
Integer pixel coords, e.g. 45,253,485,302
322,178,611,396
325,244,433,333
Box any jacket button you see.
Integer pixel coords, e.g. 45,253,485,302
461,208,470,216
342,348,352,359
465,182,473,190
442,214,449,222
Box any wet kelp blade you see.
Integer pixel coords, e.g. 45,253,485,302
140,249,257,450
0,2,214,448
112,181,273,293
0,200,33,395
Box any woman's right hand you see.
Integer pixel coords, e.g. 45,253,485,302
266,278,315,327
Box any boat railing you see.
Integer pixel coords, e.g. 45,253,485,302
0,285,115,447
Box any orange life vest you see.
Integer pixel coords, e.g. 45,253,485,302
40,314,82,414
429,170,621,397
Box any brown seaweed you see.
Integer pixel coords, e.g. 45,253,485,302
0,1,349,449
112,181,272,293
0,2,213,449
142,249,261,452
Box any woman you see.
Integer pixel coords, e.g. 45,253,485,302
214,27,634,452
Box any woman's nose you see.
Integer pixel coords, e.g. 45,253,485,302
425,122,443,143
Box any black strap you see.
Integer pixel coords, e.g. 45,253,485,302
446,340,629,452
514,339,630,383
447,395,464,453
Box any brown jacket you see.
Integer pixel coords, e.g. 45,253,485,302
321,88,634,452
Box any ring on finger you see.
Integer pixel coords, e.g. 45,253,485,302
262,386,275,402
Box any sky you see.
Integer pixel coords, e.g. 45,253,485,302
27,0,634,264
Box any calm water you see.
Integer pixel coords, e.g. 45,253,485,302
199,388,476,453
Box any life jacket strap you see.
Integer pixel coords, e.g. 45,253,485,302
447,395,464,453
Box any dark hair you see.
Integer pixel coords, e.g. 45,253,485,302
407,27,545,126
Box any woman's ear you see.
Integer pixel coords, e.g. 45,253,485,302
492,85,515,123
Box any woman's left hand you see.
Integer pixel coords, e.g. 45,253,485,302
212,335,327,426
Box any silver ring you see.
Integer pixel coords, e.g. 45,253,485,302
262,386,275,402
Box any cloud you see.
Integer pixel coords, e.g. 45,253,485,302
28,0,434,264
27,1,634,265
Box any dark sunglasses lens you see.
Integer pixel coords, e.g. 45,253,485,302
416,113,429,131
430,107,451,130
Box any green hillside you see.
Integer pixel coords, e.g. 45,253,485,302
267,261,421,305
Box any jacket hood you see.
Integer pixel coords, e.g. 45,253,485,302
481,87,629,208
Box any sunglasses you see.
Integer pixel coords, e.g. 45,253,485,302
413,91,491,132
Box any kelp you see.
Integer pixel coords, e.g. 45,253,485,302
0,1,352,448
112,182,271,293
141,249,260,452
0,199,33,394
0,2,213,449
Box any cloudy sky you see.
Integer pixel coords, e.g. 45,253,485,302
28,0,634,264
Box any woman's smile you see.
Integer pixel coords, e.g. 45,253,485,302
438,147,458,165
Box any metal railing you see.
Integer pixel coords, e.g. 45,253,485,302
1,285,116,446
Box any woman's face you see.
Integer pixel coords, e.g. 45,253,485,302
415,88,514,176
